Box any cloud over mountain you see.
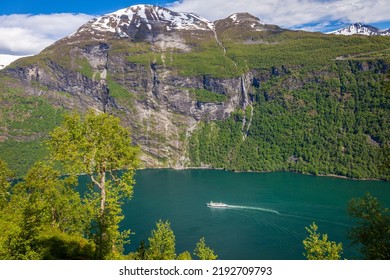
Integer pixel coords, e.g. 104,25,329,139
169,0,390,29
0,13,92,55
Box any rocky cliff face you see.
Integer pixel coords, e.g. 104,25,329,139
2,5,268,168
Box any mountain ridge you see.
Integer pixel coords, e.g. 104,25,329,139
328,22,390,36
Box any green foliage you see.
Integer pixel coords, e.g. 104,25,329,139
303,222,343,260
170,42,242,77
189,60,389,179
0,140,49,177
348,193,390,259
0,85,64,176
38,229,96,260
141,220,217,260
48,110,139,176
14,162,86,232
189,88,227,103
224,31,390,70
126,39,241,78
78,58,94,79
132,240,147,260
0,158,13,209
106,78,136,110
0,94,64,136
194,237,218,260
48,110,139,259
0,162,89,260
125,30,390,78
145,220,176,260
176,251,192,260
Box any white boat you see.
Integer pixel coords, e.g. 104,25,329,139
207,201,228,208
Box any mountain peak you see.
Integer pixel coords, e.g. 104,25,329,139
73,4,214,39
229,13,264,23
328,22,389,36
227,13,265,29
214,12,272,34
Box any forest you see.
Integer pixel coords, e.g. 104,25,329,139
189,60,389,180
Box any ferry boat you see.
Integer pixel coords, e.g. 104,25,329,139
207,201,228,208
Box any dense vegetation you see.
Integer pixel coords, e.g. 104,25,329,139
0,112,216,260
189,60,389,180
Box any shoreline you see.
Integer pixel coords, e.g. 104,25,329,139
137,166,385,182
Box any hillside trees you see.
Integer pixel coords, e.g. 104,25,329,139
136,220,217,260
189,61,389,180
0,162,93,259
0,159,13,209
48,110,139,259
348,193,390,259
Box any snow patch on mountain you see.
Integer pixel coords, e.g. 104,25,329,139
228,13,265,29
328,23,390,36
88,4,214,35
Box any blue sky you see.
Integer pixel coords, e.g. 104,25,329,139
0,0,389,60
0,1,172,15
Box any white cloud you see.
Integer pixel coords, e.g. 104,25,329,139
0,54,29,69
0,13,93,56
169,0,390,30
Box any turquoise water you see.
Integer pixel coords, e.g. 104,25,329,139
118,169,390,260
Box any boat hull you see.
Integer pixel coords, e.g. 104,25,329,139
207,202,228,208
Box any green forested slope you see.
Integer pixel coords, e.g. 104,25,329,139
188,60,389,180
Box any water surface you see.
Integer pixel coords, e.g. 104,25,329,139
120,169,390,259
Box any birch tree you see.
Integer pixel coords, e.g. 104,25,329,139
48,110,139,259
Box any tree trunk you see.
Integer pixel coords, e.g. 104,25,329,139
100,170,106,216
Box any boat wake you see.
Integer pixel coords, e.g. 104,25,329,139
226,205,280,215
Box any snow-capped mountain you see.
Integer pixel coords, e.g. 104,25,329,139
67,4,275,42
328,23,390,36
71,4,214,39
